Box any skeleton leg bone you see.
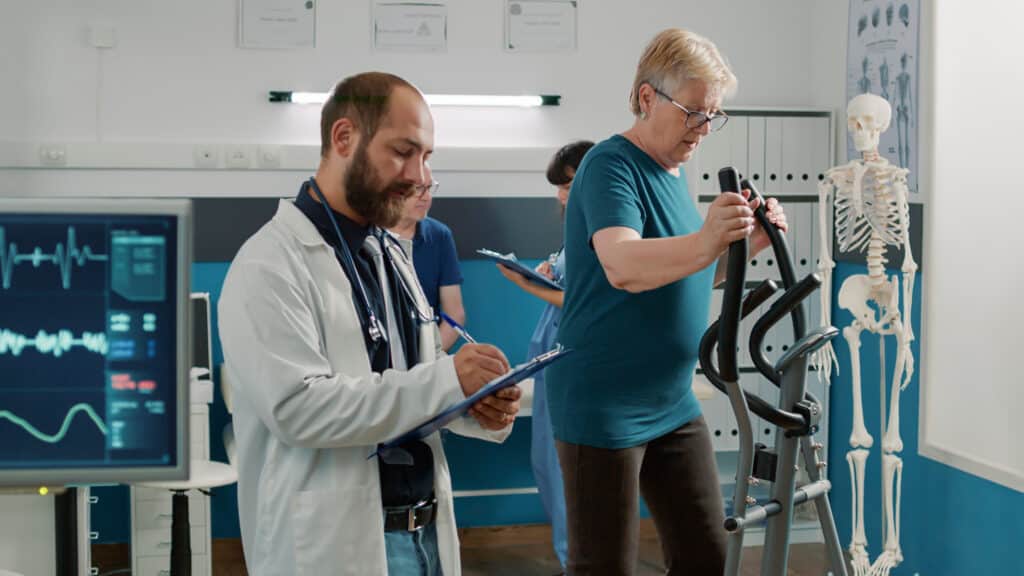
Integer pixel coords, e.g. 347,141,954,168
868,454,904,576
847,449,872,576
844,322,874,449
882,312,907,454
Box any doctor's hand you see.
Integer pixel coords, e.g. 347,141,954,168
454,343,510,397
470,386,522,430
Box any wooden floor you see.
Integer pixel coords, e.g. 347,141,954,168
93,521,830,575
458,522,829,576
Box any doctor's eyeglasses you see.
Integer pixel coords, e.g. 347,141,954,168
413,180,440,198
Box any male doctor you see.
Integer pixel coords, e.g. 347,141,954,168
218,71,521,576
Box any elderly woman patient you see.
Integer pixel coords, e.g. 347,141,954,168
545,28,788,576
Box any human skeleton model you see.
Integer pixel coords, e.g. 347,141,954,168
812,93,916,576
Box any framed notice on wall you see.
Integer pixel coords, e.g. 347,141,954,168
504,0,577,53
238,0,317,49
372,1,448,53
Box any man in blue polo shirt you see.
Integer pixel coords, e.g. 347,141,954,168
390,176,465,350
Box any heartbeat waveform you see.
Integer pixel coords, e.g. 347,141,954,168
0,403,108,442
0,328,109,357
0,225,109,290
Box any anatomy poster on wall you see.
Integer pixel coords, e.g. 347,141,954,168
847,0,919,193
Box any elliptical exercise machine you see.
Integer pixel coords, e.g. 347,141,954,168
699,167,848,576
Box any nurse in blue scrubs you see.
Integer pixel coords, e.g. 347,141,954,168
497,140,593,573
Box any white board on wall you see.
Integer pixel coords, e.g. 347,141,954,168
920,0,1024,492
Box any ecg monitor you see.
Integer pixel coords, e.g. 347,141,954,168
0,199,191,486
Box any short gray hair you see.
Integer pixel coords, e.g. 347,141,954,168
629,28,737,116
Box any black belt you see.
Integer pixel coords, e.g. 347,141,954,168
383,497,438,532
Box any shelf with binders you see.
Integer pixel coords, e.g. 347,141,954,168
687,110,833,200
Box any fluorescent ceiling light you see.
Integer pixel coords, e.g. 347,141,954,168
288,91,330,105
268,91,559,107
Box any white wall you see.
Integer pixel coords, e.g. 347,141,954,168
808,1,851,161
1,0,823,151
1,0,842,200
920,0,1024,491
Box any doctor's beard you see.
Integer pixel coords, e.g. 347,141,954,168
345,143,414,228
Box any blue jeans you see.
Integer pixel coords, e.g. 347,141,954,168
384,521,443,576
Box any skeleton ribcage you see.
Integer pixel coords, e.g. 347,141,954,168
835,167,910,253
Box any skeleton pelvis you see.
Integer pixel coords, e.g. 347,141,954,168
839,274,899,326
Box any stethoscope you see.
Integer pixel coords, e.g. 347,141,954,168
304,177,435,355
380,231,438,327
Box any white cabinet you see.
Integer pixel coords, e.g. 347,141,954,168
763,117,785,196
130,403,212,576
692,116,751,196
686,113,820,197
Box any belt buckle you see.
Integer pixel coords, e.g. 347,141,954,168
407,505,419,532
406,498,434,532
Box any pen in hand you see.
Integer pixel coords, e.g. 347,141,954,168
440,312,477,344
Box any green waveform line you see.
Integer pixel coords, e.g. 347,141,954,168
0,403,108,443
0,225,109,290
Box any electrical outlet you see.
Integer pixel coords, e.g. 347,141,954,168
38,144,67,166
257,145,281,169
193,145,219,169
225,145,251,169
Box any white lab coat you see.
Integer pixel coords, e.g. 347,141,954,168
218,199,510,576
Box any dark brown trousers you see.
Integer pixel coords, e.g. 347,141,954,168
556,416,727,576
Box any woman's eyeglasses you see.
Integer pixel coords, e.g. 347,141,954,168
652,87,729,132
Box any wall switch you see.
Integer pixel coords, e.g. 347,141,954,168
39,144,67,166
225,145,251,169
88,23,117,49
257,145,281,169
193,145,220,169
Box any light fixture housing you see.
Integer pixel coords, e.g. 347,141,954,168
268,91,559,107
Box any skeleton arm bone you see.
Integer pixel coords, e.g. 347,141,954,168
812,175,840,380
894,173,917,390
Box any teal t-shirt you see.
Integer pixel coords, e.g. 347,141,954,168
546,135,714,449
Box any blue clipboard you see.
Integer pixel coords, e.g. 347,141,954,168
477,248,563,291
372,346,572,463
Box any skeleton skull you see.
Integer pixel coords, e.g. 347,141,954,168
847,93,892,153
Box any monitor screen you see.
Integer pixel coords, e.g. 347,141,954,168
0,199,190,486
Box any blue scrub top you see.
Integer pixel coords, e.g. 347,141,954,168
411,217,463,312
527,248,565,361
